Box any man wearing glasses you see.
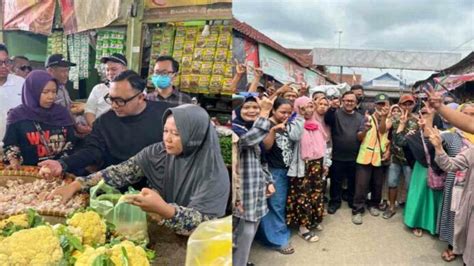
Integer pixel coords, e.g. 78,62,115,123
11,56,32,78
39,70,174,186
325,91,365,214
146,55,191,106
0,44,24,146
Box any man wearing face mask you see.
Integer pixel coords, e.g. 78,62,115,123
146,55,192,106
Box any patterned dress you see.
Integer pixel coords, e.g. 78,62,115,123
286,158,325,228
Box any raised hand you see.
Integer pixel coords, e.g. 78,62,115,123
272,118,288,133
254,67,263,78
234,59,246,75
428,126,443,150
256,96,275,118
425,83,443,110
363,111,372,131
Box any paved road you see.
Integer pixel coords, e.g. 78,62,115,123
249,203,464,265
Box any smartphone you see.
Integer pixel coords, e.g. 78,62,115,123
238,92,259,98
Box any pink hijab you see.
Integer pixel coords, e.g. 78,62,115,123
294,97,327,160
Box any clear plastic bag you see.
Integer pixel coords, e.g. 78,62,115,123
113,191,149,245
185,216,232,266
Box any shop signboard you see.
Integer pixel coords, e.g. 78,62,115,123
259,44,324,87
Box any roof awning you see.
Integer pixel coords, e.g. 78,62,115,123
434,72,474,91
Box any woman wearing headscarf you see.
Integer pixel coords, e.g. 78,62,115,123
436,103,474,262
2,70,75,168
232,95,275,266
286,96,327,243
430,117,474,266
49,104,230,235
402,107,443,237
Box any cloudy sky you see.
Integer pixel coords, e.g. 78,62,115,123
233,0,474,84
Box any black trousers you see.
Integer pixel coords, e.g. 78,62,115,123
352,164,384,214
329,160,356,208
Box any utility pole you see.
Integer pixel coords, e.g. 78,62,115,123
336,30,343,83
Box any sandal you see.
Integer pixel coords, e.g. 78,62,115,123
382,209,396,219
413,228,423,237
315,224,323,231
441,249,457,262
298,231,319,242
276,245,295,255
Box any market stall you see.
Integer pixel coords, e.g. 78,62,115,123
1,1,232,265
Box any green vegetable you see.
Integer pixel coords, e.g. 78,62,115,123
219,136,232,165
121,246,130,266
92,254,114,266
27,208,45,228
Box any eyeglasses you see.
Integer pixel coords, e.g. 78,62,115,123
104,91,142,107
0,59,12,66
19,65,32,72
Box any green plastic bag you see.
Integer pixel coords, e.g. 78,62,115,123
89,180,122,223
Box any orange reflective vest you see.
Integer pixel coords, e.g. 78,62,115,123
356,115,388,167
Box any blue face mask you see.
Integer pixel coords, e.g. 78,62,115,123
151,74,172,89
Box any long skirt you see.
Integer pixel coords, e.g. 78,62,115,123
286,158,324,229
257,167,291,248
404,162,443,235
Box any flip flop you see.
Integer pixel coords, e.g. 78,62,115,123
413,228,423,237
298,231,319,242
276,245,295,255
441,250,456,262
382,209,396,219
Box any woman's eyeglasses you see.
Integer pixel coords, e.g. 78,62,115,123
104,92,142,107
0,59,12,66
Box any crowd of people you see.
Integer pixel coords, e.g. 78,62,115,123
232,66,474,266
0,43,229,235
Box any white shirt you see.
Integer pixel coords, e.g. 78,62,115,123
85,83,111,119
0,74,24,144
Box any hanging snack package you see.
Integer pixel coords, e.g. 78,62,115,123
209,75,223,94
185,216,232,266
205,34,218,49
173,74,181,88
200,61,214,75
185,27,198,41
221,78,234,96
224,63,233,78
181,54,193,69
212,62,226,75
198,75,211,94
176,26,186,38
215,48,228,62
173,50,184,63
202,48,216,62
184,41,195,54
193,48,204,61
192,61,202,74
114,191,149,245
195,35,207,48
174,36,185,51
217,32,231,48
180,75,192,92
190,75,200,94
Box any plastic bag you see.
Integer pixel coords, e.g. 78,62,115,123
113,191,149,245
89,180,122,223
185,216,232,266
